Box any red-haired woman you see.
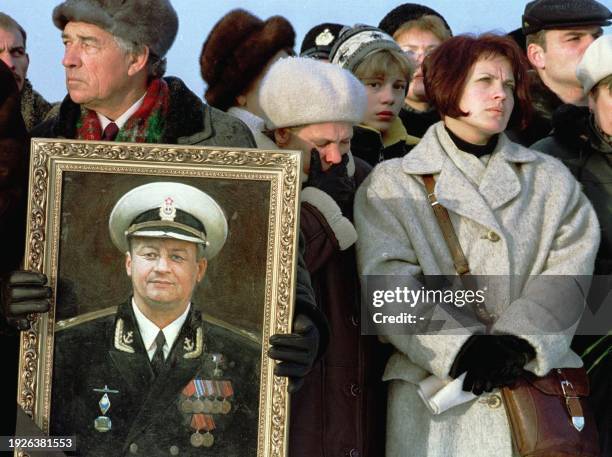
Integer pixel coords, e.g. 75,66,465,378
354,34,600,457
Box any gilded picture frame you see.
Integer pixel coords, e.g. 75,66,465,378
17,138,302,457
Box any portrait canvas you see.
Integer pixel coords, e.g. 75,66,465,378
16,138,302,457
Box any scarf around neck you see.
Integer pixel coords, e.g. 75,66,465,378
76,78,169,143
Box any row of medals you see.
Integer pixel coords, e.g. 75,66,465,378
181,396,231,415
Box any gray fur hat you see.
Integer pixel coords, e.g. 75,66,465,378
52,0,178,58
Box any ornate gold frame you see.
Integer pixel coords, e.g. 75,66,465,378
17,139,301,457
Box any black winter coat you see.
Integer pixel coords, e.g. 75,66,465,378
532,110,612,455
52,301,260,457
290,157,392,457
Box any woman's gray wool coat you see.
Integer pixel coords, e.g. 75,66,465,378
354,122,600,457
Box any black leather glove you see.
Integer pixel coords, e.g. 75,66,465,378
268,313,319,393
304,149,355,209
449,334,536,395
1,271,51,331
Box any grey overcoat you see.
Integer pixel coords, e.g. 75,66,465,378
354,122,600,457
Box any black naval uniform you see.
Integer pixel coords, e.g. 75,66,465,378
51,300,259,457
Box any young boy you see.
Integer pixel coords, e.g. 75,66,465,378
330,25,418,166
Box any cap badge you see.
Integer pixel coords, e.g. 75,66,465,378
160,197,177,221
315,28,335,46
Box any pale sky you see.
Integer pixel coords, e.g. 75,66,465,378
1,1,608,102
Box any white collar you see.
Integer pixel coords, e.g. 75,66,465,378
97,92,146,131
131,298,191,360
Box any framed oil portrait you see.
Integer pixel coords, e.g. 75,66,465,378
16,139,302,457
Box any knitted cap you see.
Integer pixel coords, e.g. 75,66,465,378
329,25,402,74
300,23,346,60
522,0,611,35
378,3,452,37
576,35,612,94
200,9,295,111
259,56,367,129
53,0,178,58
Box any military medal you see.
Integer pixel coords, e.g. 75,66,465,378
190,431,205,447
212,380,225,414
92,385,119,432
220,380,234,414
190,414,215,448
202,432,214,448
201,380,214,413
180,382,196,414
212,353,224,378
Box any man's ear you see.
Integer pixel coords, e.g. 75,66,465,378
196,258,207,282
274,128,291,147
527,43,545,70
125,251,132,277
127,46,150,76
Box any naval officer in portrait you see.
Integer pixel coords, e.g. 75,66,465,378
51,182,260,457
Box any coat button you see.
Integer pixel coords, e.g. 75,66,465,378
350,314,359,327
486,231,500,242
169,445,179,455
350,383,361,397
486,394,502,409
129,443,139,454
349,449,361,457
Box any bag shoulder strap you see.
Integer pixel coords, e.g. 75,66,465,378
422,174,470,275
422,174,496,327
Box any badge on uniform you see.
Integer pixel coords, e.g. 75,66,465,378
93,385,119,432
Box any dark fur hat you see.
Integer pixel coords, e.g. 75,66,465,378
52,0,178,58
378,3,452,37
200,9,295,111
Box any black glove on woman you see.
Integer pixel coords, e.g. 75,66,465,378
304,149,355,211
449,334,536,395
268,313,319,393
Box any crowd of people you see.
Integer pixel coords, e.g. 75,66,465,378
0,0,611,456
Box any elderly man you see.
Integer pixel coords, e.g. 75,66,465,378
0,12,53,131
261,57,389,457
508,0,611,146
32,0,254,147
51,182,260,456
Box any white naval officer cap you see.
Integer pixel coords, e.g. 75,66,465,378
108,182,228,259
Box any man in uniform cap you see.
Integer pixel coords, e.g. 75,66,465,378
51,182,260,456
300,22,346,61
508,0,611,146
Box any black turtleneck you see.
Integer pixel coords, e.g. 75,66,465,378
445,126,499,158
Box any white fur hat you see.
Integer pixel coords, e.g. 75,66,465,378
576,35,612,95
259,56,367,129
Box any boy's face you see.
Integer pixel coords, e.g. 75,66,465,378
360,69,407,133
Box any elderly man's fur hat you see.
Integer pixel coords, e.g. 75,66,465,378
200,9,295,112
52,0,178,58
